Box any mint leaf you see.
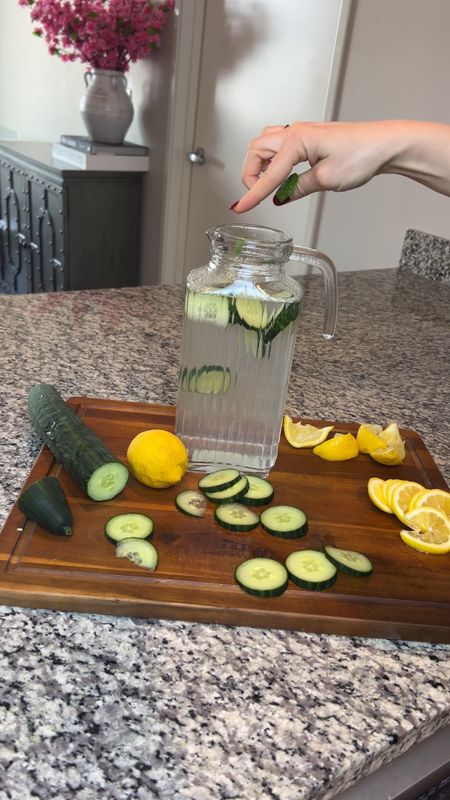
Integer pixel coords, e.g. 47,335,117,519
275,173,299,203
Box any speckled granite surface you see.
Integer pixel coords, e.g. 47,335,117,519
0,269,449,800
399,228,450,284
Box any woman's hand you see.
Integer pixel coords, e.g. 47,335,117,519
231,120,450,212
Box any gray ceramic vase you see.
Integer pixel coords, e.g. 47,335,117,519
80,69,134,145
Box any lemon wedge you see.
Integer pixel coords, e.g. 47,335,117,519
368,422,406,466
356,424,386,454
313,432,359,461
409,488,450,517
400,506,450,554
283,416,334,448
390,481,425,525
369,442,405,466
367,477,392,514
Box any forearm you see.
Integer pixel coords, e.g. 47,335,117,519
379,120,450,196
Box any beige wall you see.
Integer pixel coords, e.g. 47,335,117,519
0,0,176,284
316,0,450,270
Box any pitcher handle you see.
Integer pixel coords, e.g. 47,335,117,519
290,246,338,340
84,71,92,87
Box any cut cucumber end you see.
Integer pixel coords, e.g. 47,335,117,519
87,462,129,501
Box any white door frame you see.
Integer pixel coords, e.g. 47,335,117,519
160,0,354,285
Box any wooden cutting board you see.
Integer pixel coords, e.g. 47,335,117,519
0,398,449,643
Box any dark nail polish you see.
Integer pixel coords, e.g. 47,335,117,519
229,201,239,211
273,195,291,207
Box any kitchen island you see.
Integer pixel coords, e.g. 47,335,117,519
0,268,449,800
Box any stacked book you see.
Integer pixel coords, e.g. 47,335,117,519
52,135,149,171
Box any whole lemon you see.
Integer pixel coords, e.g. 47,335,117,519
127,429,188,488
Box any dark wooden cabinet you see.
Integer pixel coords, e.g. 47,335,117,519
0,141,143,293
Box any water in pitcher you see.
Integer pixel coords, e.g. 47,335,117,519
176,280,301,475
175,223,337,476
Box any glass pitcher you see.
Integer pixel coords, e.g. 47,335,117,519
175,224,337,476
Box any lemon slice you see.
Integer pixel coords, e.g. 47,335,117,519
367,477,392,514
383,479,406,509
283,416,334,448
390,481,425,524
400,506,450,553
356,424,386,454
409,488,450,516
313,432,359,461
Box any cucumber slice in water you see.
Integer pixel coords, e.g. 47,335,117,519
234,297,271,330
186,290,230,327
285,550,337,591
204,475,249,504
263,301,300,344
198,468,241,493
105,513,154,543
215,503,259,532
240,476,274,506
195,366,231,395
260,505,308,538
324,545,373,576
175,489,208,518
235,557,288,598
116,538,158,570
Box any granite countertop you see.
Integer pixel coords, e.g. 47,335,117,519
0,268,449,800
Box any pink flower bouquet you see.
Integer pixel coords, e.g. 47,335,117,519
19,0,174,72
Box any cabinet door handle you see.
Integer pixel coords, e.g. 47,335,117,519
16,232,30,248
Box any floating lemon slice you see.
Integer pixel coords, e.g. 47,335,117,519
390,481,425,525
283,416,334,448
409,488,450,517
313,432,359,461
400,506,450,554
367,477,392,514
357,424,386,454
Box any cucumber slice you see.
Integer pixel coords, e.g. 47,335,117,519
204,475,249,504
275,172,299,203
285,550,337,591
215,503,259,532
175,489,208,518
260,505,308,539
198,468,241,493
240,476,274,506
116,538,158,570
235,557,288,598
324,545,373,576
234,297,271,330
263,301,300,344
195,366,231,395
185,290,230,327
180,366,188,390
105,513,154,544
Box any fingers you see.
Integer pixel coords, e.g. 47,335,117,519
237,142,307,212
